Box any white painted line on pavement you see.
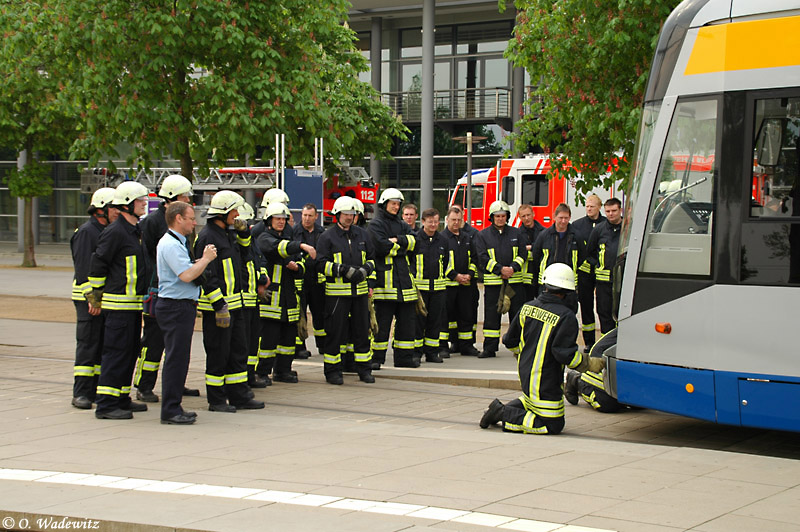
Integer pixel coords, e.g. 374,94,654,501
0,468,616,532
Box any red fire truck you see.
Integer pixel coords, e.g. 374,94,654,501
449,154,622,229
322,165,380,223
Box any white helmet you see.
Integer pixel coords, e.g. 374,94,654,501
235,202,255,222
112,182,149,206
260,188,290,208
88,187,116,213
331,196,358,216
488,200,511,220
353,198,365,215
265,202,290,223
158,174,193,200
542,263,575,292
378,187,404,205
207,190,245,216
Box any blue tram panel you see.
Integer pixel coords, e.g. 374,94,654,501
615,360,717,422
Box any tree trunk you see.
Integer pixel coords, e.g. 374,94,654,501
22,196,36,267
178,136,193,180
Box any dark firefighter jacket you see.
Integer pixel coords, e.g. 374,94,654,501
520,220,545,286
257,227,304,322
316,224,375,297
368,207,418,302
195,221,249,312
581,219,621,282
294,222,325,285
572,213,605,277
88,216,146,311
71,216,106,301
502,292,585,419
441,226,478,287
140,203,168,288
411,227,448,292
474,224,526,286
531,224,584,286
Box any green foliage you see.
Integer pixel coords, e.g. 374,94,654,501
3,162,52,199
53,0,406,174
503,0,680,196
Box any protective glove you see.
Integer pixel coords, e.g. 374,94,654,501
348,268,366,284
215,304,231,328
368,298,379,336
342,265,358,279
414,286,428,317
86,289,103,308
496,284,513,314
575,355,606,374
233,219,249,232
258,289,273,303
297,312,309,340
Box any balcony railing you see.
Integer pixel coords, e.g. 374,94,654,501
381,87,511,122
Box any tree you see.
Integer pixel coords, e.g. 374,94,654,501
54,0,405,178
0,1,76,267
503,0,679,197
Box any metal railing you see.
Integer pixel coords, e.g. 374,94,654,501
381,87,511,122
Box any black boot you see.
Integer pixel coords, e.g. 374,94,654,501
564,369,580,406
479,399,505,429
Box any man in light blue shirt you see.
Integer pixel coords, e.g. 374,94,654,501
155,201,217,425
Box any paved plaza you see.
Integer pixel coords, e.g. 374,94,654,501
0,249,799,532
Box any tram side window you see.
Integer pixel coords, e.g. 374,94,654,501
453,184,484,209
741,97,800,286
502,176,515,205
639,99,717,276
521,174,548,206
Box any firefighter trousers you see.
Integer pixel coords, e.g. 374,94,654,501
372,300,416,366
577,272,597,348
135,314,165,393
482,283,525,354
523,281,539,305
201,309,250,407
242,306,260,380
444,285,477,353
502,397,565,435
416,290,445,358
323,295,371,377
258,319,297,377
73,300,104,400
155,299,196,420
578,371,622,413
95,310,142,414
596,281,615,334
298,282,326,354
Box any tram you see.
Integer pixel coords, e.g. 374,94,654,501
605,0,800,432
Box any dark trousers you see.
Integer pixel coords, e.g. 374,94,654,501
444,284,477,351
73,301,104,400
372,299,416,366
596,281,615,334
471,283,480,343
243,306,260,379
578,371,622,413
135,314,164,392
577,271,597,348
299,282,326,353
323,295,371,376
502,398,565,435
201,309,250,406
156,298,196,419
482,283,525,354
416,290,445,358
258,319,297,376
523,282,539,304
96,310,141,414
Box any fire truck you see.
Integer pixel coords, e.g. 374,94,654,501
449,154,622,229
322,164,380,223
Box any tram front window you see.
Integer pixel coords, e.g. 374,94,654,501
639,99,718,277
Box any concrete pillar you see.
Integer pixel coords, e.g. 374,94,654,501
511,65,525,156
244,189,256,211
16,150,26,252
420,0,434,210
370,16,383,183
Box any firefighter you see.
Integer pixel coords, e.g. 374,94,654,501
459,214,481,350
293,203,325,359
474,200,527,359
563,329,622,413
341,198,367,372
412,208,447,363
256,202,316,383
195,190,264,412
88,182,150,419
316,196,376,384
368,188,420,369
251,187,291,241
440,205,480,357
572,194,605,352
70,187,117,409
134,174,199,403
582,197,622,334
531,203,584,296
235,203,271,390
517,204,545,303
479,263,605,434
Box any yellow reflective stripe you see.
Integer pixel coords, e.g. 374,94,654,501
393,340,416,349
407,236,416,251
372,340,389,350
247,355,258,366
581,370,605,390
567,349,583,369
415,253,424,283
483,329,501,338
222,257,235,299
486,248,498,273
581,323,596,332
414,338,424,349
530,321,552,406
225,372,247,384
277,240,290,258
205,374,225,386
325,353,342,364
141,361,160,371
94,364,101,375
387,242,400,258
354,351,372,363
88,276,106,289
73,366,94,377
236,234,251,247
538,249,549,284
125,255,137,296
97,386,120,397
276,345,294,355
